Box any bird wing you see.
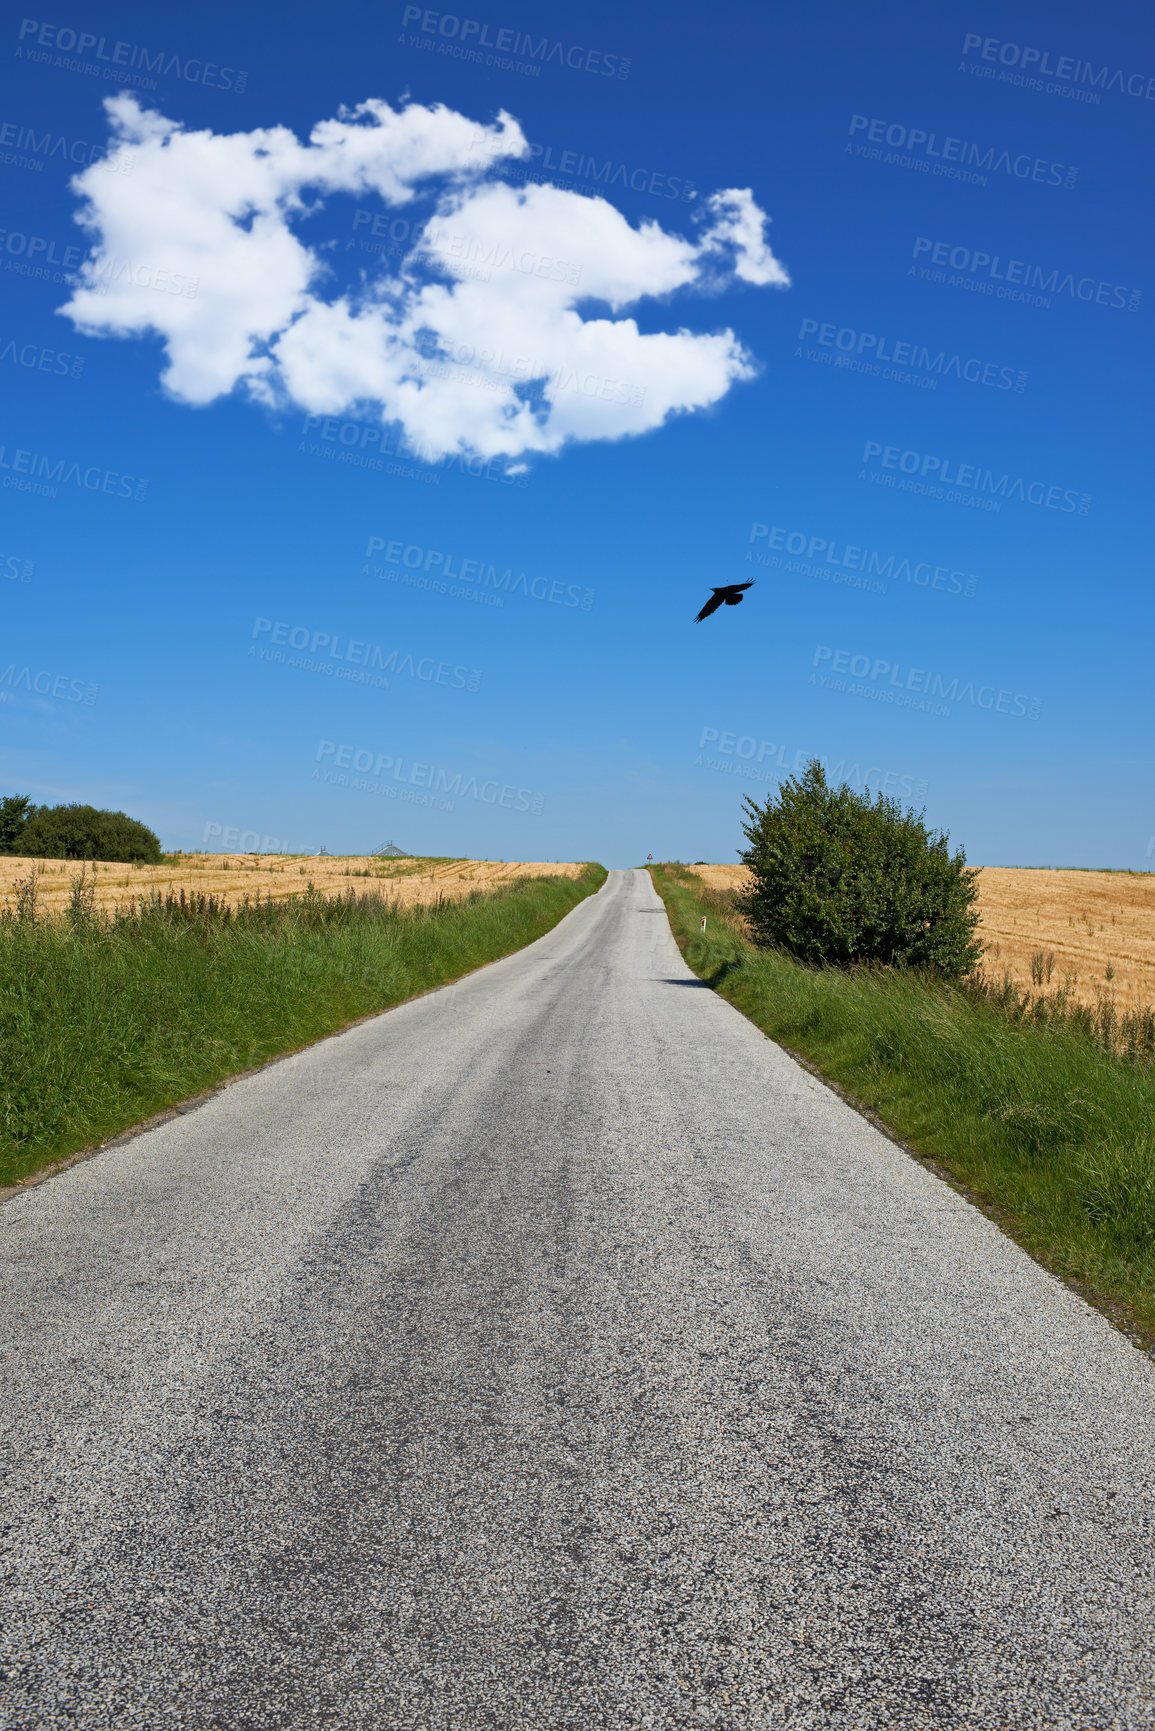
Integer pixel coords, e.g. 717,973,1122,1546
727,581,755,596
694,590,725,622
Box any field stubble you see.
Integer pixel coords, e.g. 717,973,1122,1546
0,855,584,918
658,864,1155,1347
691,865,1155,1014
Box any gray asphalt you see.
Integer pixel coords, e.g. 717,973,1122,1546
2,867,1154,1730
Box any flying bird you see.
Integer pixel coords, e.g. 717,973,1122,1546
694,580,755,623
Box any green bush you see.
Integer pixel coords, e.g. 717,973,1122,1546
0,795,32,854
737,759,981,978
651,862,1155,1346
16,802,162,863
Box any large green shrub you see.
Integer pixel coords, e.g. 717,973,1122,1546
737,759,981,977
16,802,162,863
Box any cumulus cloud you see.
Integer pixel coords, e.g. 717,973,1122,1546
60,94,790,462
700,189,792,287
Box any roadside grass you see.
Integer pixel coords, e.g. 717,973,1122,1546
651,863,1155,1348
0,865,606,1190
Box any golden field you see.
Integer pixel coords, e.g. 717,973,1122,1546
8,855,1152,1011
687,864,1155,1012
0,855,586,917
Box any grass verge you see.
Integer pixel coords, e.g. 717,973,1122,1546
1,865,606,1191
651,863,1155,1349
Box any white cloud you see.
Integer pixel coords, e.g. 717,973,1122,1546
60,94,789,462
700,188,792,288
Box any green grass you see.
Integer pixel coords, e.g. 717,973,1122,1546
0,866,606,1189
651,863,1155,1348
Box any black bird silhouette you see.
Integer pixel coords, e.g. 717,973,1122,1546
694,580,754,623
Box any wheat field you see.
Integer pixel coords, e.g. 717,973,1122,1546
9,855,1152,1011
0,855,586,917
687,864,1155,1012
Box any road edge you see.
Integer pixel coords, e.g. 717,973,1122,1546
1,867,610,1208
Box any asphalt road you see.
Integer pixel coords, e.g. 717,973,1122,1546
2,867,1154,1730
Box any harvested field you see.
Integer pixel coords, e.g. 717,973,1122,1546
974,868,1155,1012
687,864,752,898
685,864,1155,1012
0,855,585,918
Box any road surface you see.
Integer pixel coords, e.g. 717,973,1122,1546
2,868,1154,1729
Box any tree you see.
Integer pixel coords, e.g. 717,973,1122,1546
737,760,982,978
0,794,33,854
18,803,162,864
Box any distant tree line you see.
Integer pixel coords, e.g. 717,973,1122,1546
0,795,162,862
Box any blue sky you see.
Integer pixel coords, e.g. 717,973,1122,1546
2,0,1152,866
